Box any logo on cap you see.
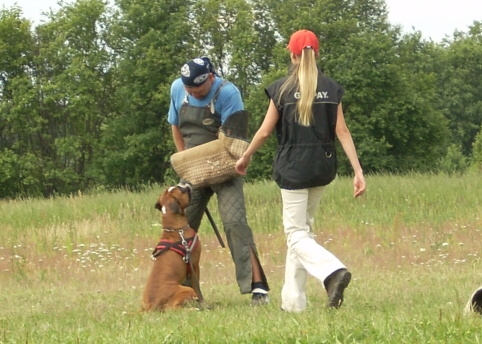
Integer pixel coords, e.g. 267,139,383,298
181,64,191,77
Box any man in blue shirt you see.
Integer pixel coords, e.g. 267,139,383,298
168,57,270,305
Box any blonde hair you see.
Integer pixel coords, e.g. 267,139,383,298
279,48,318,126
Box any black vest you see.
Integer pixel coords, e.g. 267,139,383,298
265,73,344,189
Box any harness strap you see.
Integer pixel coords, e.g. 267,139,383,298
151,236,198,262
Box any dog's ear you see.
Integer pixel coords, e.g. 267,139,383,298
154,190,169,212
154,200,162,211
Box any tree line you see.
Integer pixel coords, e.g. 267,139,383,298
1,0,481,199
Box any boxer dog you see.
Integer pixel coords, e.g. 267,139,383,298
142,182,202,311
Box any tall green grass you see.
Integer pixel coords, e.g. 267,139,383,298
1,173,481,343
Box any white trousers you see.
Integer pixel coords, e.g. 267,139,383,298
280,187,346,312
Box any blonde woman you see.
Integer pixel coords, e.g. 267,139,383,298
236,30,365,312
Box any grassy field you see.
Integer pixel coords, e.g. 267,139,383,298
1,173,481,343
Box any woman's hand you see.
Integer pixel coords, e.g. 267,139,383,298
235,156,251,176
353,173,366,198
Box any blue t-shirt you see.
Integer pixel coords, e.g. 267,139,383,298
168,77,244,126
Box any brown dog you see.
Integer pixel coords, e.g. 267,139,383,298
142,183,202,311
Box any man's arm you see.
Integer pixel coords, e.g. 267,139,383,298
218,83,244,123
171,125,185,152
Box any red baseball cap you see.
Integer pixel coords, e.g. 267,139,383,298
287,30,319,55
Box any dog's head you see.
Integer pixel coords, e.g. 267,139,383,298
155,182,192,216
471,287,482,314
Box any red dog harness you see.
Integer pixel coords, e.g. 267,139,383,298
150,227,199,270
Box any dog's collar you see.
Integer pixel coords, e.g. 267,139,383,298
163,225,190,232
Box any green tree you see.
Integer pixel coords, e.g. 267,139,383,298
190,0,277,98
0,8,42,197
0,1,116,198
471,125,482,171
3,0,481,198
97,0,195,188
435,21,482,159
32,0,116,195
438,143,469,174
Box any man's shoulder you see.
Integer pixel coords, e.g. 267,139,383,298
171,78,184,91
170,78,187,104
216,77,240,95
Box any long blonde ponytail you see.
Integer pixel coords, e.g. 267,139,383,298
278,48,318,126
296,49,318,126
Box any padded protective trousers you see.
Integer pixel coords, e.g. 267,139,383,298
280,187,346,312
186,177,268,294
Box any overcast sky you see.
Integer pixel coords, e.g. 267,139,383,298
385,0,481,40
1,0,481,42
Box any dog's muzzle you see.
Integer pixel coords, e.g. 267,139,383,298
177,181,192,200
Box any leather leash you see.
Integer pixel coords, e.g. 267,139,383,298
205,208,225,248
